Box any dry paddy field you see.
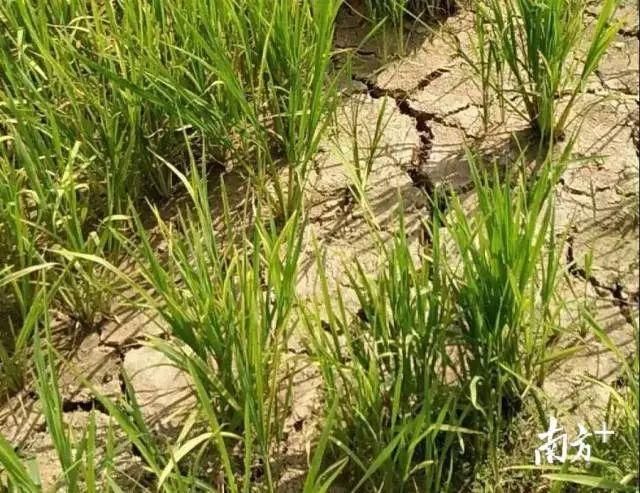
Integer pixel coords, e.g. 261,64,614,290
0,0,638,491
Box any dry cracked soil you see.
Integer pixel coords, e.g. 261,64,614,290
1,1,638,490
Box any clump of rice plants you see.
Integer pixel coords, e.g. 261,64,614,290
471,0,620,141
304,151,565,491
359,0,456,59
0,271,49,396
0,0,341,259
115,154,305,489
364,0,408,26
304,215,476,492
0,284,124,492
0,0,341,211
0,0,341,391
438,155,564,482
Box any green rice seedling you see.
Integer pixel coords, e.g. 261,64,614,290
0,0,342,416
358,1,408,57
472,0,620,141
33,319,82,492
364,0,408,27
114,151,305,489
304,214,477,492
0,134,118,386
0,264,54,395
0,286,121,492
364,0,455,23
1,278,44,396
1,0,342,240
0,158,43,322
469,6,503,131
351,98,390,190
260,0,342,164
439,155,563,478
88,0,341,217
234,0,343,215
301,403,348,493
88,369,205,491
1,129,122,328
513,311,638,492
0,39,131,322
406,0,456,19
0,2,164,213
0,433,40,492
1,0,343,234
84,354,344,492
12,286,188,492
330,95,392,211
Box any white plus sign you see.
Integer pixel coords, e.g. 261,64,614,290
594,422,615,443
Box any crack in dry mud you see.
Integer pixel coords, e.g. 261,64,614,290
415,68,451,91
350,76,481,230
61,397,110,416
556,86,604,98
565,234,639,324
345,76,484,246
584,9,639,38
631,115,640,157
559,176,617,196
593,66,640,96
352,76,473,164
617,27,640,38
352,77,438,192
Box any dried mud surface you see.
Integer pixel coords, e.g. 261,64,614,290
1,3,638,490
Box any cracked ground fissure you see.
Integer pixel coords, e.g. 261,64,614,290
351,76,477,207
353,70,639,323
566,234,640,324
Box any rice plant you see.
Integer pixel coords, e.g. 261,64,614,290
472,0,620,141
364,0,455,23
0,264,53,396
0,0,341,391
364,0,408,26
438,155,564,479
304,214,477,492
0,433,39,492
110,151,304,489
0,0,341,254
0,283,122,492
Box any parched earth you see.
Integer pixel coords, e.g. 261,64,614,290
1,2,638,490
